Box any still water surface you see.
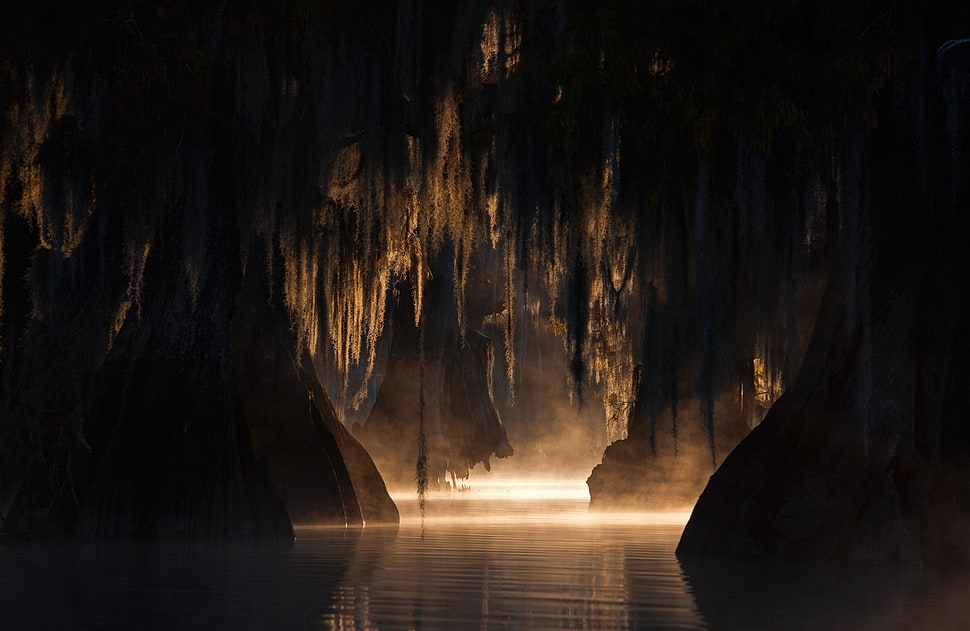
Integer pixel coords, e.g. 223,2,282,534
1,480,968,629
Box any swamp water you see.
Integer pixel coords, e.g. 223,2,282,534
1,480,967,629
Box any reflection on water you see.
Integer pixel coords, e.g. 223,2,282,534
681,554,970,630
1,480,968,629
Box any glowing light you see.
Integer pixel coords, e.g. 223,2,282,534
389,478,692,528
0,3,819,500
753,356,784,407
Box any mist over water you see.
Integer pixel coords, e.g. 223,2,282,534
2,482,969,629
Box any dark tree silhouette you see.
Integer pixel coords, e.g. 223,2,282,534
1,0,968,563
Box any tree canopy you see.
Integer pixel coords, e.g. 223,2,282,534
2,0,968,541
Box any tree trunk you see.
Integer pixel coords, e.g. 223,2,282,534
233,252,399,527
355,260,512,490
678,41,970,564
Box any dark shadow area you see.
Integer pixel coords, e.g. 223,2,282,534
0,525,398,629
679,555,970,630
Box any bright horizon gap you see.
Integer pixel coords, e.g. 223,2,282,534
387,473,595,501
381,476,695,527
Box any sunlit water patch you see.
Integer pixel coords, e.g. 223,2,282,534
1,482,968,629
337,482,700,629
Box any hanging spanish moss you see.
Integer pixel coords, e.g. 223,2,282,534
416,327,428,514
0,0,863,513
2,0,969,565
1,1,825,478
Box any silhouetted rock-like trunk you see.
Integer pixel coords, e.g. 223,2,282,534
2,208,296,538
356,266,512,490
0,26,399,536
678,41,970,564
588,394,754,511
234,253,398,527
2,221,397,540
